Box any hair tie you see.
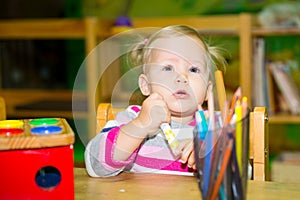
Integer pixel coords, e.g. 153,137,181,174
144,38,149,44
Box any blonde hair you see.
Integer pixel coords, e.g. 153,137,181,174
129,25,228,79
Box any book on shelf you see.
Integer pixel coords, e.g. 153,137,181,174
268,61,300,115
252,38,271,109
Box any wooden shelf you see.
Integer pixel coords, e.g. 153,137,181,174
252,28,300,36
0,89,87,119
269,114,300,124
131,15,241,31
0,18,112,39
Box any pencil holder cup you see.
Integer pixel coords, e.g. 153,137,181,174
193,110,250,200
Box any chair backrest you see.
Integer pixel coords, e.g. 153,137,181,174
96,103,269,181
0,97,6,120
249,107,269,181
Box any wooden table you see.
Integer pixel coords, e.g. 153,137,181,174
74,168,300,200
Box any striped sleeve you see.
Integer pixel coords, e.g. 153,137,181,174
84,105,141,177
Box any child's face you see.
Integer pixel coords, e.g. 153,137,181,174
141,35,210,118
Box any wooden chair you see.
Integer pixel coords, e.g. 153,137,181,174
249,107,269,181
96,103,269,181
0,97,6,120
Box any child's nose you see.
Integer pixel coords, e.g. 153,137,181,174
176,73,188,84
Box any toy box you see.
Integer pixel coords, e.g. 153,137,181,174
0,118,75,200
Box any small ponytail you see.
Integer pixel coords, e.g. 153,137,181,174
128,39,148,68
207,45,228,74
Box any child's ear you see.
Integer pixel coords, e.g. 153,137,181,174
138,74,151,96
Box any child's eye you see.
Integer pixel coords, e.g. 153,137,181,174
189,66,200,73
162,65,173,71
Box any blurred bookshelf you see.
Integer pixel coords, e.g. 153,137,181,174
251,16,300,124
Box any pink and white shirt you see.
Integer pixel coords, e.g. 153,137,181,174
85,105,196,177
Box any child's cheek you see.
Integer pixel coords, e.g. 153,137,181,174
150,74,175,89
190,82,207,102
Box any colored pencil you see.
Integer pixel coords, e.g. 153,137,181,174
205,126,227,199
211,138,233,200
226,87,242,124
215,70,227,121
202,89,214,197
235,100,243,173
241,96,249,193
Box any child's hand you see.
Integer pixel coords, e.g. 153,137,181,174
134,93,170,136
178,139,196,170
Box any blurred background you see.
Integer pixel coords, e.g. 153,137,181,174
0,0,299,181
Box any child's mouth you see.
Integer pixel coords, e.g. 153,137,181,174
173,90,189,99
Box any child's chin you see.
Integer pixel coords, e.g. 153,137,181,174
169,104,197,116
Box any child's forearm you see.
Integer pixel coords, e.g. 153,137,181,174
113,119,148,161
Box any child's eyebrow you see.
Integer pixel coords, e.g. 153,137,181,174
188,62,206,67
